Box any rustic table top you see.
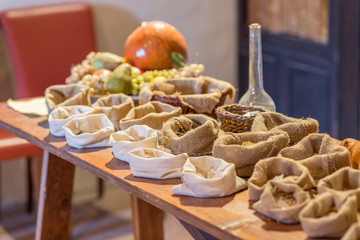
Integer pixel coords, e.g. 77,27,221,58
0,101,309,240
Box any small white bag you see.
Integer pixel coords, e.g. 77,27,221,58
110,125,158,163
127,147,188,179
48,105,94,137
172,156,247,198
63,113,115,148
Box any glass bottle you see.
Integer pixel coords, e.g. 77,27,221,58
239,23,276,111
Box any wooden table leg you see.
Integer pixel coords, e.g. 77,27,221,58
178,218,219,240
35,151,75,240
131,195,164,240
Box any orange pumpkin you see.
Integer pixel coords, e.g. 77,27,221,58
124,21,188,71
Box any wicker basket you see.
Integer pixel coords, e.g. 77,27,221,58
215,104,265,133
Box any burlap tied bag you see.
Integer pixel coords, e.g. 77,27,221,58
279,133,350,180
317,167,360,207
161,114,220,156
299,192,358,238
45,84,90,112
251,112,319,145
212,130,289,177
248,157,315,201
120,101,181,130
48,105,94,137
253,181,311,224
63,113,115,148
110,125,158,163
139,76,235,115
92,93,134,131
342,223,360,240
172,156,247,198
127,148,188,179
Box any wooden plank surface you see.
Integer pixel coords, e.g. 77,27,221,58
0,102,308,240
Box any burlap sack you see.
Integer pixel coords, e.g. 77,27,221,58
251,112,319,145
110,125,158,163
172,156,247,198
92,93,134,131
342,223,360,240
253,181,311,224
45,84,90,111
126,147,188,179
48,105,94,137
248,157,315,201
299,192,358,238
119,101,182,130
279,133,350,180
161,114,220,156
63,113,115,148
317,167,360,207
139,76,235,114
212,130,289,177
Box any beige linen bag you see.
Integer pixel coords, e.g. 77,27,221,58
92,93,134,131
110,125,158,163
120,101,181,130
251,112,319,145
253,181,311,224
127,148,188,179
172,156,247,198
161,114,220,156
248,157,315,201
212,130,289,177
317,167,360,206
45,84,90,111
48,105,94,137
63,113,115,148
342,223,360,240
279,133,350,180
299,192,358,238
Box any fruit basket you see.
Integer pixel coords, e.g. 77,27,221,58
215,104,266,133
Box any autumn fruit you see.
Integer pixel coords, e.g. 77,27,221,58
106,63,132,94
124,21,188,71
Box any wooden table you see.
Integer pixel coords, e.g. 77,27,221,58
0,102,309,240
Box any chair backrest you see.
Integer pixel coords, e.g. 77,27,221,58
0,3,97,98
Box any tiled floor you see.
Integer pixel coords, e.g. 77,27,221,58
0,171,193,240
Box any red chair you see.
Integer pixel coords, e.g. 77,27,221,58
0,3,102,213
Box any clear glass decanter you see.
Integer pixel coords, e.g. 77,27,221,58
239,23,276,111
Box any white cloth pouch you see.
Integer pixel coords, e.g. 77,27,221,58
279,133,350,180
127,147,188,179
63,113,115,148
299,192,358,238
248,157,315,201
48,105,94,137
45,84,91,111
120,101,182,130
92,93,134,131
172,156,247,198
110,125,158,163
253,180,311,224
317,167,360,207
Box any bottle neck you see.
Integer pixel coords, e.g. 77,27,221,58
248,23,264,90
